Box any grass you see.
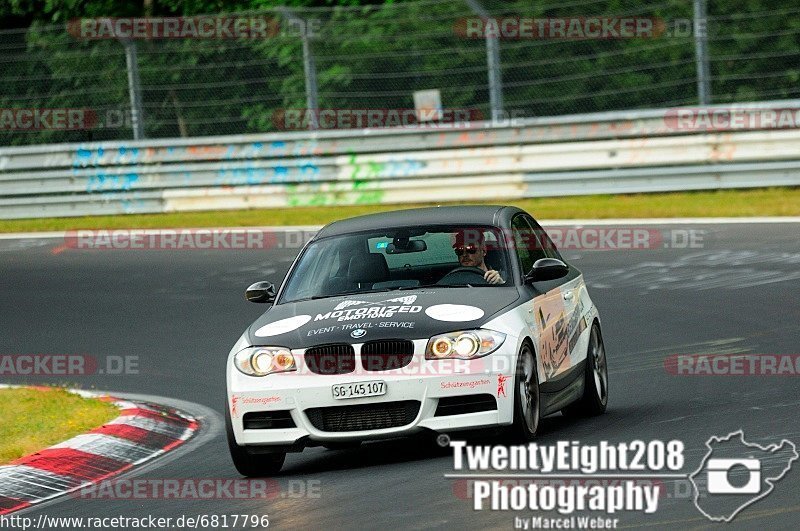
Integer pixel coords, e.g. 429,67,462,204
0,387,119,464
0,187,798,233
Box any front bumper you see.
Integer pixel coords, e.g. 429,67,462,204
227,338,517,447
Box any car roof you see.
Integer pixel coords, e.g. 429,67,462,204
315,205,525,238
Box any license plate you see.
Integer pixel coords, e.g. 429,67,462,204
332,381,387,400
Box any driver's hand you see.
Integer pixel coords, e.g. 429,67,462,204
484,269,503,284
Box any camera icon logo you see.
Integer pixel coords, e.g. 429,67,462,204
706,458,761,494
690,430,797,522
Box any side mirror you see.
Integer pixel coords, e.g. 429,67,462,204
245,281,276,303
525,258,569,283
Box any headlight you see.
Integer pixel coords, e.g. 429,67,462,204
234,347,296,376
425,329,505,360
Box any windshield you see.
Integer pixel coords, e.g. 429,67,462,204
279,225,511,304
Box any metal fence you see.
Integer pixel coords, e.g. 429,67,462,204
1,0,799,146
2,101,799,219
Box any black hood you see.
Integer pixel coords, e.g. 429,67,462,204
247,287,521,348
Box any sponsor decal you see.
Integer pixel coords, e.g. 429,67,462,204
315,296,422,322
378,321,415,329
425,304,485,322
497,374,509,397
534,283,589,380
306,321,416,337
333,295,418,311
241,396,281,405
230,395,239,418
566,299,588,355
254,315,312,337
535,292,570,379
231,395,280,417
440,378,491,390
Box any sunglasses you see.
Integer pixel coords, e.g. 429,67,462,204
454,246,479,256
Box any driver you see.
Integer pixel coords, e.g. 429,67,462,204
452,230,504,285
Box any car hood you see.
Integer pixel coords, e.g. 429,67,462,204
247,287,521,348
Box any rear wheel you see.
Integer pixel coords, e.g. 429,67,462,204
225,403,286,477
562,324,608,417
510,343,540,442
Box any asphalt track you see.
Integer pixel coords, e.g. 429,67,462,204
1,221,799,530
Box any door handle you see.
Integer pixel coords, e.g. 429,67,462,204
563,290,574,301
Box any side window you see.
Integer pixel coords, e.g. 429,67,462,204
528,217,563,261
511,215,537,274
512,215,550,275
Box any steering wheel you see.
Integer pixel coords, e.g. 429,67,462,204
437,266,489,286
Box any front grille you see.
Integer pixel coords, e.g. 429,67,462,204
242,410,296,430
361,339,414,371
305,400,420,432
435,394,497,416
304,344,356,375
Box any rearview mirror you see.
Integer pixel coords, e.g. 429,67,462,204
386,240,427,254
525,258,569,283
246,281,276,303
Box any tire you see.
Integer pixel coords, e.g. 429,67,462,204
562,323,608,417
225,403,286,477
509,343,540,442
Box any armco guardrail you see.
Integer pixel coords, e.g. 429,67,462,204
1,101,799,219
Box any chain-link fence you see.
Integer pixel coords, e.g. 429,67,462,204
1,0,799,146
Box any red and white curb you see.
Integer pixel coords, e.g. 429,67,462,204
0,387,198,515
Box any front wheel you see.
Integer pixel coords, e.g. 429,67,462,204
562,323,608,417
225,403,286,477
510,343,540,442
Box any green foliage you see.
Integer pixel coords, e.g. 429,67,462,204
0,0,798,145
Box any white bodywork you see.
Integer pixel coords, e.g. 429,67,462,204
226,274,599,447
